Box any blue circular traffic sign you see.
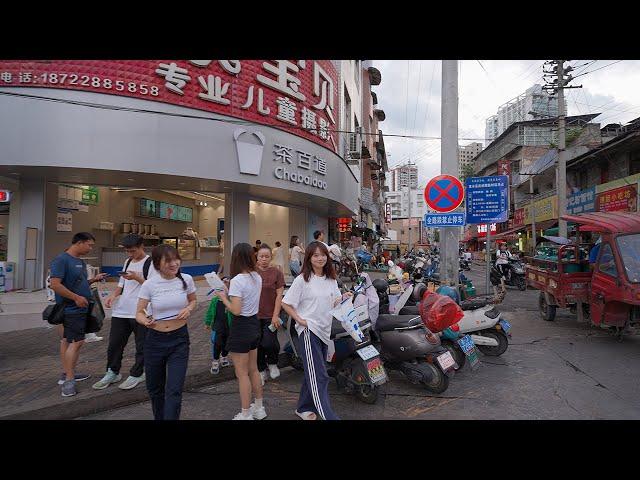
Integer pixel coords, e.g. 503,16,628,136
425,175,464,213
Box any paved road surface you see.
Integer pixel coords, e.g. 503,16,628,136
79,266,640,420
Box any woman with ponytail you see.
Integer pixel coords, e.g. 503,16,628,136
213,242,265,420
136,244,197,420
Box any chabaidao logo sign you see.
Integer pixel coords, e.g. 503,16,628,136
234,129,265,175
233,128,328,190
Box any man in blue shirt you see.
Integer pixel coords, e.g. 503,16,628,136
50,232,108,397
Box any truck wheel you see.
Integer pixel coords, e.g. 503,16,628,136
539,292,557,321
476,330,508,356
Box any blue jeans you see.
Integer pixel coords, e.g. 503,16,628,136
144,325,190,420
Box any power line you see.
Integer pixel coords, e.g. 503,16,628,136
404,60,410,136
0,89,491,141
411,61,424,134
573,60,623,79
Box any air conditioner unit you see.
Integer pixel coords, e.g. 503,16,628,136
348,126,362,160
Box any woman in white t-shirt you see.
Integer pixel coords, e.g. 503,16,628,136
135,245,197,421
213,243,265,420
282,241,352,421
289,235,304,276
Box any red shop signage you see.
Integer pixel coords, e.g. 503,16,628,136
596,184,638,212
0,60,340,153
477,223,497,238
513,208,525,227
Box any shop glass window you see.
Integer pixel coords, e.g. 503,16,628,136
597,244,617,277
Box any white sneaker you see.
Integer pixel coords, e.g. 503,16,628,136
268,364,280,380
260,370,267,386
250,402,267,420
220,356,231,367
118,374,145,390
233,411,254,420
84,333,103,343
92,369,122,390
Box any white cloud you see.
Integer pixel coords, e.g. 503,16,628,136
372,59,640,189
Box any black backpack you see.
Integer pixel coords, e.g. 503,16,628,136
124,256,152,279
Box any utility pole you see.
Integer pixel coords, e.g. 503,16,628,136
530,176,537,254
441,60,459,286
407,185,412,252
557,60,567,238
542,60,581,239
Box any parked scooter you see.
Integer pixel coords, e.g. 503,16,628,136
281,284,387,404
372,314,454,393
369,279,455,393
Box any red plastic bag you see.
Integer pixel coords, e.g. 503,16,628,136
418,291,464,333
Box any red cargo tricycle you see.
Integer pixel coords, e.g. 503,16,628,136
525,212,640,340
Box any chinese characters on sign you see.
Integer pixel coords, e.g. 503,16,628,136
476,223,497,238
272,144,327,190
567,187,596,214
385,204,392,224
424,213,466,228
465,176,509,224
0,60,339,154
596,185,637,212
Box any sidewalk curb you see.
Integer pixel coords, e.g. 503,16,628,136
2,367,238,420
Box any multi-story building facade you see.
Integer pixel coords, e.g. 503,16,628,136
390,163,418,191
458,142,483,178
330,60,388,245
384,188,424,219
485,84,564,145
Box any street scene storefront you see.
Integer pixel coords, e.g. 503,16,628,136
0,60,359,294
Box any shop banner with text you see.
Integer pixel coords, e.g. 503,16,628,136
0,60,339,154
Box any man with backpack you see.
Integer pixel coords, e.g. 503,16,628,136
93,234,157,390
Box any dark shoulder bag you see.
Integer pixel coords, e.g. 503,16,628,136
43,275,84,325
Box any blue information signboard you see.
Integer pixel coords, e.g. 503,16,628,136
567,187,596,214
424,212,466,228
465,176,509,224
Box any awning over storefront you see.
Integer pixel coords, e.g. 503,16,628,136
492,225,527,240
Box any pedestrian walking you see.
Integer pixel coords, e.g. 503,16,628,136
136,245,197,421
289,235,304,276
255,243,285,385
313,230,328,248
49,232,108,397
205,276,233,375
272,241,287,273
213,243,266,420
93,234,156,391
254,239,262,253
282,241,352,421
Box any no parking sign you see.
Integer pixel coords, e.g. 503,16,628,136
424,175,465,213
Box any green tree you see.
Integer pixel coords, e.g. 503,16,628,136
434,230,440,243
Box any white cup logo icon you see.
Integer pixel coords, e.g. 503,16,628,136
234,129,265,176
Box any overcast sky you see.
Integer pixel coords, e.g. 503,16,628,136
371,60,640,189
